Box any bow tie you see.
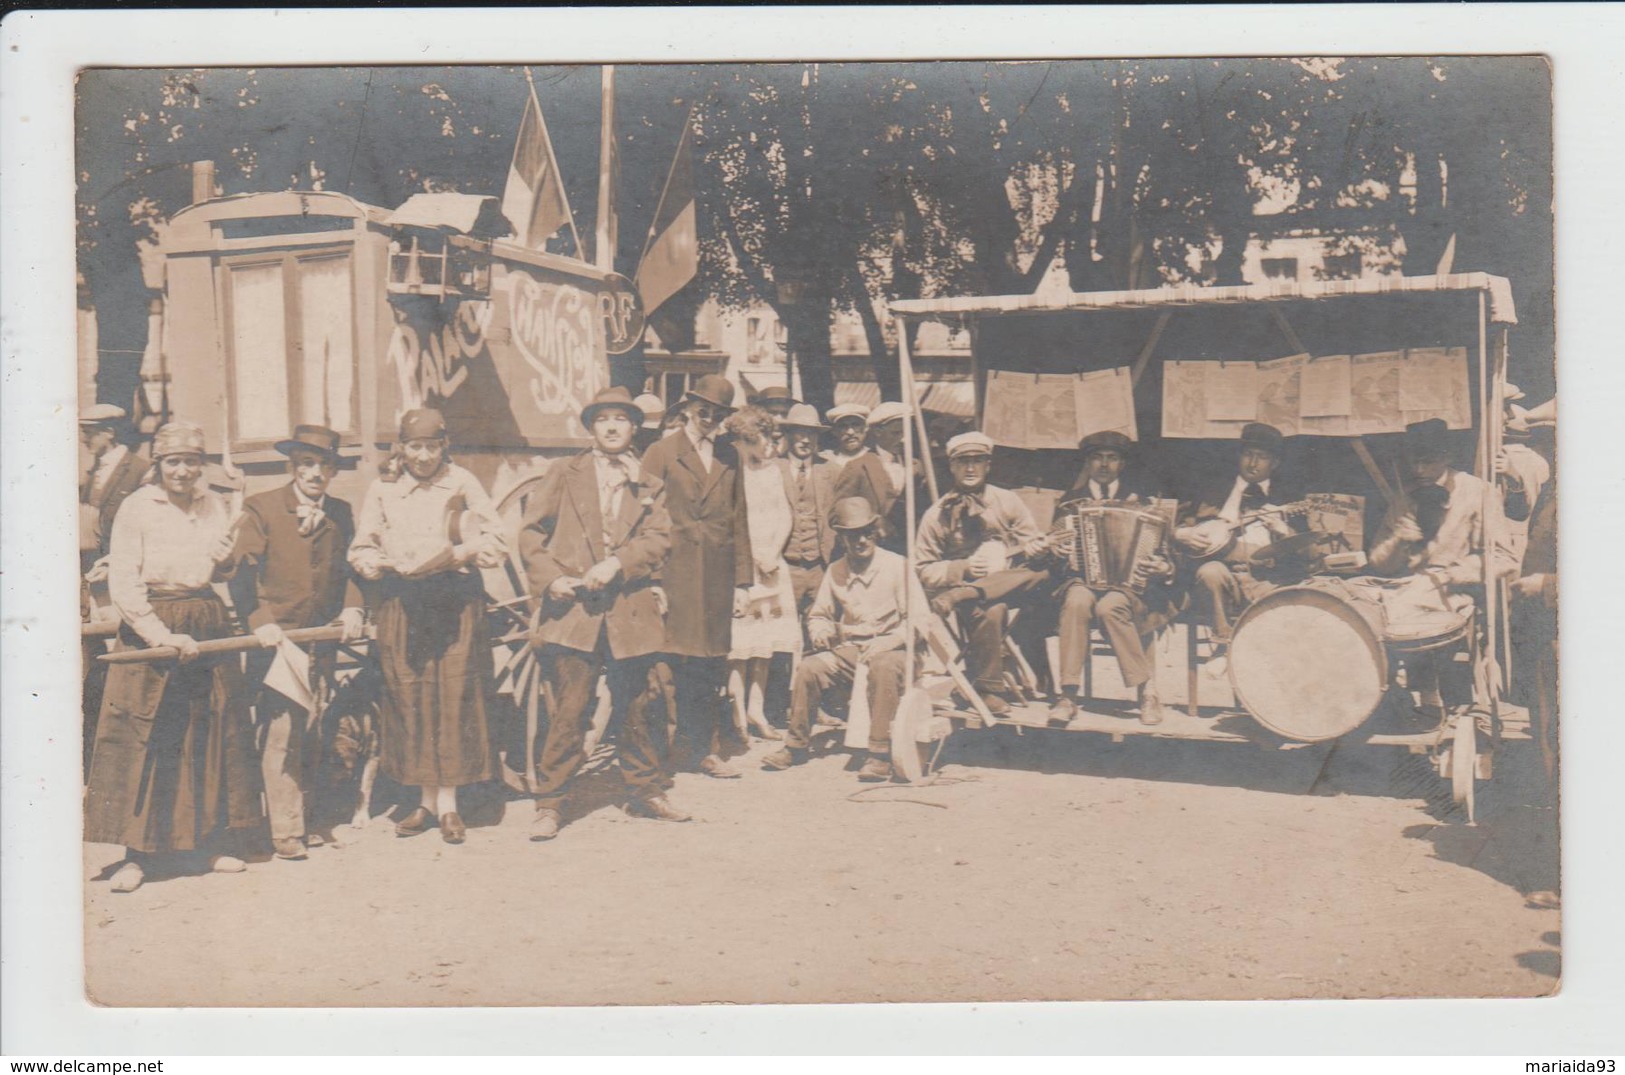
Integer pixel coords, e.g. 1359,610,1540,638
296,501,326,536
1240,482,1267,513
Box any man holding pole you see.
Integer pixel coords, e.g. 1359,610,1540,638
228,425,366,860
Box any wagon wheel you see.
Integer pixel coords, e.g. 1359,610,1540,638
1450,711,1477,824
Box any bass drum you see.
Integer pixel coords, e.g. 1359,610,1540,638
1229,581,1388,742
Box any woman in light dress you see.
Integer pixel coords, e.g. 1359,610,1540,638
725,406,800,740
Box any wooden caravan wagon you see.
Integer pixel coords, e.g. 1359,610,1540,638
90,185,642,796
887,274,1530,820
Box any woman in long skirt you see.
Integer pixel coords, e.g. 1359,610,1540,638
725,407,800,740
349,408,505,844
85,422,261,893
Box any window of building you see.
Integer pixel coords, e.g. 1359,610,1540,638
1261,257,1300,281
1320,252,1363,280
224,249,358,446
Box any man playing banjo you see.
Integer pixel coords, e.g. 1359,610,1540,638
1174,422,1304,652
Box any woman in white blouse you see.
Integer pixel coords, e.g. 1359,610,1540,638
84,422,261,894
349,408,505,845
724,407,800,741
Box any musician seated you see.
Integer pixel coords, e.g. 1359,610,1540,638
1173,422,1304,649
1368,419,1518,713
1046,431,1177,727
914,432,1055,715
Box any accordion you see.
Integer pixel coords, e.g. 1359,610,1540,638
1055,500,1176,594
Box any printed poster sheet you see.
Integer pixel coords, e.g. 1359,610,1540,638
985,366,1137,449
1074,366,1137,442
1204,362,1260,421
1160,361,1256,440
1348,351,1404,435
1400,346,1472,429
1300,353,1352,417
1256,353,1306,437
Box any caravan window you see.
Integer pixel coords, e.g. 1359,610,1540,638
223,249,358,446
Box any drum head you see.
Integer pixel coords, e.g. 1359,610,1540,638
1230,586,1388,742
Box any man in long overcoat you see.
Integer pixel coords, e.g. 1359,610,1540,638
521,387,687,839
639,374,753,778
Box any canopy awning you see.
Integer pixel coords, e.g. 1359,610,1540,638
889,273,1517,327
835,379,974,417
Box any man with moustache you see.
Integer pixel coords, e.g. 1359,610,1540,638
521,388,686,840
833,400,928,555
228,425,367,860
639,374,753,779
821,403,871,467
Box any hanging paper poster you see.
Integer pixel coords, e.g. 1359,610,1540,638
1348,351,1405,436
983,369,1034,449
1075,366,1137,442
1256,353,1306,437
1161,361,1207,439
1204,362,1260,421
1400,346,1471,429
1027,373,1082,450
1301,353,1353,418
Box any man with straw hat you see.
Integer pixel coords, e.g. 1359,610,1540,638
762,497,929,783
521,387,688,839
821,402,870,466
631,392,667,455
640,373,753,778
227,424,366,860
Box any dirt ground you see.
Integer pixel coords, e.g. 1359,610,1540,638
82,723,1560,1007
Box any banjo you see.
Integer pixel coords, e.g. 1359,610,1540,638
1178,495,1342,561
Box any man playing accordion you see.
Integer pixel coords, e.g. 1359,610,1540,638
1045,431,1178,728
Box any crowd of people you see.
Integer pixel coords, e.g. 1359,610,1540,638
76,373,1558,893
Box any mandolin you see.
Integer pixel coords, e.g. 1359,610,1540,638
1178,495,1342,561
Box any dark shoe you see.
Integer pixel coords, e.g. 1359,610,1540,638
762,746,806,771
857,755,894,783
699,754,742,779
930,586,979,618
272,837,308,861
1048,693,1079,727
395,806,435,838
439,811,466,844
530,808,561,842
625,795,692,822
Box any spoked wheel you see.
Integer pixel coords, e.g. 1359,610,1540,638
1449,711,1478,824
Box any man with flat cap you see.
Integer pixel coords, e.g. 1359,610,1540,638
228,424,367,859
914,431,1056,714
1047,431,1177,727
776,403,841,624
520,387,687,839
762,497,930,782
1173,421,1304,648
750,385,799,458
833,400,928,555
640,373,753,779
821,403,871,467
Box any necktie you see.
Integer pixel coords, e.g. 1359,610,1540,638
1240,482,1267,514
296,500,326,536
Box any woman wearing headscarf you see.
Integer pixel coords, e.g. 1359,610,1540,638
349,408,505,844
85,422,261,893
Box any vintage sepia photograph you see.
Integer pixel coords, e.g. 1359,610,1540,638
66,51,1562,1011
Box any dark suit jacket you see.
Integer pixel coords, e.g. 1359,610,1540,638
519,450,672,660
228,483,361,631
776,456,839,564
833,450,927,554
81,448,149,560
639,430,752,658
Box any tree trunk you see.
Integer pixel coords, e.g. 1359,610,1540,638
786,296,836,415
855,287,902,403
